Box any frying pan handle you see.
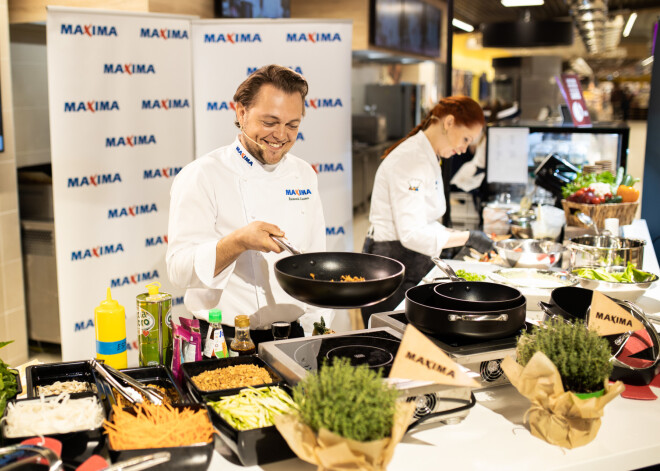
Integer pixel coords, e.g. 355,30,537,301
431,257,462,281
538,301,567,324
271,236,302,255
447,313,508,322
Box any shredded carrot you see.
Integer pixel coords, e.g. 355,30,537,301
104,402,214,450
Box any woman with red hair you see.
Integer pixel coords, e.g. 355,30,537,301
361,96,491,326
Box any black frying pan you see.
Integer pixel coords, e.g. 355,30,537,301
405,283,526,339
272,237,405,309
431,258,523,310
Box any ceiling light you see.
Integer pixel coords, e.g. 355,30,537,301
501,0,544,7
452,18,474,32
623,12,637,37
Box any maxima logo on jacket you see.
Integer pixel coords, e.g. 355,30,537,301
106,135,157,148
204,33,262,43
71,243,124,261
286,32,342,43
312,163,344,173
103,63,156,75
108,203,158,219
67,173,122,188
64,101,120,112
60,24,118,37
139,28,189,40
142,99,190,110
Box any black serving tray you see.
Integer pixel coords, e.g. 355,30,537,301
107,403,214,471
205,385,296,466
0,392,108,461
181,355,283,403
105,365,190,406
26,360,96,398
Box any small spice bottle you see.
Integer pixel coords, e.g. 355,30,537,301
229,315,256,356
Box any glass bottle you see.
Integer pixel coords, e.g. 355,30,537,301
203,309,228,359
230,315,256,356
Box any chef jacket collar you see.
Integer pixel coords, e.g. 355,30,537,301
415,130,441,164
233,137,287,176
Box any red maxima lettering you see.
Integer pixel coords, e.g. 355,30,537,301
308,33,316,43
160,99,168,110
84,25,93,37
160,29,167,39
86,101,95,112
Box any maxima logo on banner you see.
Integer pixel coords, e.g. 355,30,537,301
106,135,157,148
110,269,160,288
60,24,118,37
64,100,120,112
139,27,189,40
103,63,156,75
143,167,181,179
326,226,346,235
145,234,168,247
286,32,342,42
305,98,343,109
71,243,124,261
207,101,236,111
108,203,158,219
204,32,262,43
67,173,122,188
312,162,344,173
142,99,190,110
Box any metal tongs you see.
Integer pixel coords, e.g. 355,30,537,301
89,359,164,406
271,235,303,255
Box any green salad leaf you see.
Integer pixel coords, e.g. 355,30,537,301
575,262,655,283
0,340,18,417
561,170,616,199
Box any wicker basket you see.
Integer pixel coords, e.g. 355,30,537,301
561,199,639,229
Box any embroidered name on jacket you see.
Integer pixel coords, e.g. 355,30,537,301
285,188,312,201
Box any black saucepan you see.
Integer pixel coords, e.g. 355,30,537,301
405,283,527,340
272,237,405,309
539,286,660,386
431,258,524,310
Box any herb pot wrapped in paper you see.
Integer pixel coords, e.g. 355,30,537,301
501,318,624,449
275,358,414,471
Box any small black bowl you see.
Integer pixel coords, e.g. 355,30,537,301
26,361,96,398
1,393,107,460
107,403,214,471
181,356,283,403
205,385,296,466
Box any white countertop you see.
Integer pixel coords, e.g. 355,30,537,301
208,225,660,471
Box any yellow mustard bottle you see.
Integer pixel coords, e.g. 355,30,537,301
94,287,127,368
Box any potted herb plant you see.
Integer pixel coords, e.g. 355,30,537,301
502,318,625,448
275,358,414,471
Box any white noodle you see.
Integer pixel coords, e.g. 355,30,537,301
3,393,105,437
37,380,93,395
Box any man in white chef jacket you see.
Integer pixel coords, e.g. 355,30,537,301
166,64,330,343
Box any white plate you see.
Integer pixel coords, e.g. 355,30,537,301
488,268,578,290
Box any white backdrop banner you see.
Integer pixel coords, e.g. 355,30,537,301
47,7,193,363
191,19,353,251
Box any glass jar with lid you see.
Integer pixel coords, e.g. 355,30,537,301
229,315,256,356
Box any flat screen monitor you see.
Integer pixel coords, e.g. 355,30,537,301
372,0,442,58
219,0,290,18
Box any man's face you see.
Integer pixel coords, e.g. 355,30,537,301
236,84,303,165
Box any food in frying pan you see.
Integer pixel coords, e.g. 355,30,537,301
309,273,366,282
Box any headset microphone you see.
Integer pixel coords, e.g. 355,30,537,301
240,127,266,151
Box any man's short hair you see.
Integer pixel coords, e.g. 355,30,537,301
233,65,308,128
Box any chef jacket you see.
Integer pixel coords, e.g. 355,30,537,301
368,131,450,257
166,137,329,331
